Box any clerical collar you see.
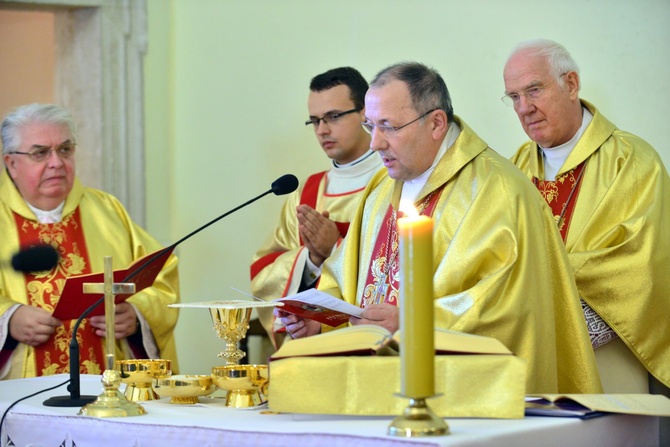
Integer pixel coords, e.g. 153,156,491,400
540,106,593,180
401,121,461,203
27,201,65,224
332,149,376,169
326,149,383,194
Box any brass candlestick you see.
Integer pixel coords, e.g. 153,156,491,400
78,256,147,417
388,397,449,437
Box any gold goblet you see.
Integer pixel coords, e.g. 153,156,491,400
210,304,253,365
115,359,172,401
169,300,280,365
211,364,269,408
152,375,216,404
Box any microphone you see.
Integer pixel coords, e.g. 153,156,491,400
10,245,59,273
43,174,299,407
271,174,299,196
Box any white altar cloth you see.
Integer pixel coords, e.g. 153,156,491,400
0,375,659,447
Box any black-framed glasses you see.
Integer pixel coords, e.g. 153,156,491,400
8,142,76,162
305,108,361,127
361,108,439,137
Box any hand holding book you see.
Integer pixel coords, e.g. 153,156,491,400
272,289,363,327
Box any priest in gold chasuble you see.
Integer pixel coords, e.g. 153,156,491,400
278,62,602,394
0,104,180,379
504,40,670,394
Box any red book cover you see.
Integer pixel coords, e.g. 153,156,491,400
275,300,352,327
52,247,174,321
274,290,363,327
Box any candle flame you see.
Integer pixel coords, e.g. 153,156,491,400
399,200,419,217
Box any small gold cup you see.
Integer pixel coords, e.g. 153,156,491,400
211,364,269,408
152,375,216,404
115,359,171,401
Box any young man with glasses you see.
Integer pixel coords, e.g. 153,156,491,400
251,67,383,346
277,62,602,394
504,39,670,398
0,103,180,379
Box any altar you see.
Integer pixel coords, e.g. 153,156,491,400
0,375,659,447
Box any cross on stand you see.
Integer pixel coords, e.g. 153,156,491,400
77,256,147,417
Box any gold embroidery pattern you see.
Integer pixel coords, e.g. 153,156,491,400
536,169,577,206
533,163,586,240
22,214,87,310
362,191,436,307
363,209,399,307
16,209,105,375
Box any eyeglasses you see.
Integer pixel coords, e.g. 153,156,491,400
8,142,76,162
361,108,439,138
305,108,361,127
501,73,568,107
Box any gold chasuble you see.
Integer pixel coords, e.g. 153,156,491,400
0,170,180,378
319,117,602,394
512,100,670,389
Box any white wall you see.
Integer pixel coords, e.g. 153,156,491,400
145,0,670,374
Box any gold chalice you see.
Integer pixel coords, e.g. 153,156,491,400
152,375,216,404
211,364,269,408
169,300,280,365
115,359,172,401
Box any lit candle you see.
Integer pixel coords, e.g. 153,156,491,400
397,202,435,398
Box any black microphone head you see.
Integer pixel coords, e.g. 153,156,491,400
11,244,60,273
271,174,299,196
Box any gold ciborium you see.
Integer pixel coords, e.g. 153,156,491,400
211,364,269,408
115,359,171,401
152,375,216,404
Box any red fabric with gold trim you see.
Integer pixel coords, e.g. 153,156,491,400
300,171,351,242
361,187,444,309
14,208,105,376
250,171,351,280
533,162,586,241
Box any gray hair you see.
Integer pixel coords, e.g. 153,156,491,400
370,62,454,121
507,39,580,89
1,103,76,154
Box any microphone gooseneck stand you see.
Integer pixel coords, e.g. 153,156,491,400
42,174,299,407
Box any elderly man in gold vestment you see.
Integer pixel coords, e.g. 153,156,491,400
276,62,601,394
0,103,180,379
503,39,670,397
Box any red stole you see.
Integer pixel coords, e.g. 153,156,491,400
250,171,351,280
14,209,105,376
300,171,351,240
361,187,443,308
533,162,586,240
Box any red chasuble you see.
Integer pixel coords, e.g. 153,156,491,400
361,188,443,308
533,162,586,240
14,209,105,376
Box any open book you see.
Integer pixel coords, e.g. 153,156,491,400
273,289,364,327
524,394,670,419
52,247,174,320
270,324,511,360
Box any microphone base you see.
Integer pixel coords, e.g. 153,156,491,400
43,395,98,407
